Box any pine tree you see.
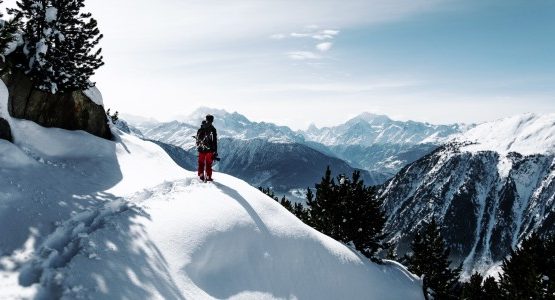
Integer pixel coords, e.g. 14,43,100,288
482,276,501,300
543,235,555,299
305,166,335,236
15,0,103,93
340,171,387,258
461,272,484,300
278,195,294,213
259,186,309,221
292,202,309,223
305,167,387,259
0,1,22,57
258,186,278,201
499,233,543,300
405,217,460,299
498,233,555,299
385,246,398,261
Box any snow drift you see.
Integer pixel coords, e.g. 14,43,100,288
0,80,423,299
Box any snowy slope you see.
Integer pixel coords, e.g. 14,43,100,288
452,113,555,156
0,82,423,299
379,113,555,277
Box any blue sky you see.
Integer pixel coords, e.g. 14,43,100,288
9,0,553,129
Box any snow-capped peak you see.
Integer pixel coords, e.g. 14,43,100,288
347,112,392,124
453,113,555,155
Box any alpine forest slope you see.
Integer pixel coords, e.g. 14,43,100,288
0,82,424,299
379,113,555,277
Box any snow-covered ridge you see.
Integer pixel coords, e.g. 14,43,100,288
452,113,555,155
141,107,305,150
379,112,555,277
302,112,465,147
0,81,423,299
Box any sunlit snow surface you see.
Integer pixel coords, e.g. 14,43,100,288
0,81,423,299
453,113,555,156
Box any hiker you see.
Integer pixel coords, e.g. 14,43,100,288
196,114,218,182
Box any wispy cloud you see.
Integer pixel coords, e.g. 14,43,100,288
273,25,340,60
270,33,287,40
316,42,333,52
274,26,340,41
286,51,322,60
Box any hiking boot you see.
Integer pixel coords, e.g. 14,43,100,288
199,175,205,181
206,177,214,182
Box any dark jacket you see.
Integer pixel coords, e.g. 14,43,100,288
196,123,217,153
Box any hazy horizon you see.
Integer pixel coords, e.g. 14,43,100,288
122,105,543,131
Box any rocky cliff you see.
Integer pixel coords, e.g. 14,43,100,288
1,68,111,140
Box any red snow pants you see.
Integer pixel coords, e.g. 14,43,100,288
198,152,214,179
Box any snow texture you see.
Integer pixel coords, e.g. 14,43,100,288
45,7,58,23
83,86,103,106
453,113,555,155
2,32,24,56
0,81,423,299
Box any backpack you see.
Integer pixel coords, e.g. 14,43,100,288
196,125,213,152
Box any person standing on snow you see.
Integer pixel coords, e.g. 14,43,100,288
196,114,218,182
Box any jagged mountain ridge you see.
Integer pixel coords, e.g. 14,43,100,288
378,113,555,276
130,107,466,177
302,112,467,173
303,112,464,147
163,107,305,148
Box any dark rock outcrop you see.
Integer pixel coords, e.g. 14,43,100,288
1,69,112,140
0,117,12,142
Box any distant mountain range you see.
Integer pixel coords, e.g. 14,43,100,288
378,113,555,276
125,107,465,183
303,112,467,175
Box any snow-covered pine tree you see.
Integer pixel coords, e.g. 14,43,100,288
305,168,387,260
15,0,103,93
0,1,22,57
405,217,460,299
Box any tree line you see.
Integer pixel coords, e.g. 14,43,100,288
261,167,555,300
